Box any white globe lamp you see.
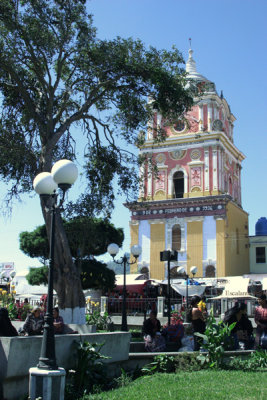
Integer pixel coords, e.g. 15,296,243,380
33,172,58,195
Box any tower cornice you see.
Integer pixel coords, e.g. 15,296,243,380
140,132,245,161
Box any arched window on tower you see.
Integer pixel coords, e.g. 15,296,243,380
173,171,184,198
172,224,181,251
205,265,216,277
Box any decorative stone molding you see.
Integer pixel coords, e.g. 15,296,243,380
169,149,187,160
166,217,186,252
168,165,188,196
190,149,201,160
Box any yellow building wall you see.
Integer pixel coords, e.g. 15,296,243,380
216,219,226,277
187,221,203,277
224,202,249,276
130,224,139,274
150,223,166,280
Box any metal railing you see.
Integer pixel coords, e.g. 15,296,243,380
107,297,157,315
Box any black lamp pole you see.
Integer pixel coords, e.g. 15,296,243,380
121,255,128,332
33,160,78,372
108,243,141,332
112,254,139,332
38,194,57,370
160,250,178,326
167,254,171,326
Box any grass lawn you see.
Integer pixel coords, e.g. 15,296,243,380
85,370,267,400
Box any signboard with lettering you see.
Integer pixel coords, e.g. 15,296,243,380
0,262,15,278
131,203,225,220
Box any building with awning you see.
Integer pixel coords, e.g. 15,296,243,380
114,273,161,295
212,277,257,300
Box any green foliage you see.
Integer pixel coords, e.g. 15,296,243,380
21,217,119,291
85,371,267,400
20,217,123,262
141,354,176,375
26,266,48,286
65,217,124,258
195,309,236,368
0,0,193,215
129,329,142,339
86,311,113,332
113,368,133,388
65,341,110,399
6,301,18,320
229,350,267,371
80,259,115,292
0,0,193,308
19,225,49,264
175,352,204,372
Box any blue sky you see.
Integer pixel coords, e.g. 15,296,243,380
1,0,267,272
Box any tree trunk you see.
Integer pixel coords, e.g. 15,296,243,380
40,196,86,324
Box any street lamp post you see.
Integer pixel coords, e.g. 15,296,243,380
107,243,141,331
160,250,178,326
30,159,78,400
177,265,198,321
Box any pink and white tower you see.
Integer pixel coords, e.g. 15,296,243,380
126,48,250,280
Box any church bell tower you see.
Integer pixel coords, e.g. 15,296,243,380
126,48,249,280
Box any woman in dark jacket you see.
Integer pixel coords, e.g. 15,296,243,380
223,303,248,349
142,311,166,351
22,306,44,336
0,307,18,337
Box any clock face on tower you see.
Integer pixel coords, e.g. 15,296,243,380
173,119,185,132
212,119,223,131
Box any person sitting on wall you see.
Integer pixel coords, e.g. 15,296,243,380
223,303,248,350
53,307,64,334
143,311,166,352
254,294,267,348
162,313,184,350
236,308,254,350
21,306,44,336
0,308,18,337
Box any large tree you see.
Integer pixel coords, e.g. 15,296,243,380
20,217,122,291
0,0,193,321
20,217,124,262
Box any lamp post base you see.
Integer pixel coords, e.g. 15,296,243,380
29,367,66,400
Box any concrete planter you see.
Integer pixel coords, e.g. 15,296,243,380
0,331,131,400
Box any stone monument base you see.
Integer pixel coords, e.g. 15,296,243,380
29,367,66,400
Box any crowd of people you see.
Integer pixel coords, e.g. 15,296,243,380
142,294,267,352
0,305,65,337
1,293,267,353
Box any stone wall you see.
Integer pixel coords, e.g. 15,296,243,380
0,331,131,400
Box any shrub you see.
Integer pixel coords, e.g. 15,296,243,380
65,341,110,399
175,352,204,372
141,354,176,375
195,308,236,368
86,311,114,331
229,349,267,371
